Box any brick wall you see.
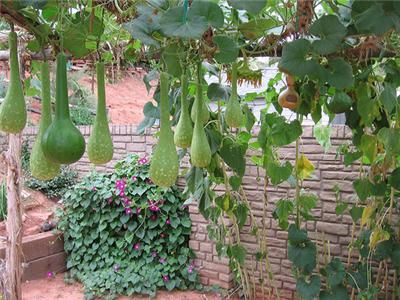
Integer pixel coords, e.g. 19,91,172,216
0,125,366,298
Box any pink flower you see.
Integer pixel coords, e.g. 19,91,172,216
132,176,137,182
148,200,160,212
113,264,120,272
166,219,171,225
125,208,133,215
160,233,166,238
116,179,126,189
151,251,158,257
92,187,97,191
138,157,148,165
188,267,193,273
159,258,166,264
107,198,113,204
119,190,125,197
47,271,54,278
162,275,169,282
136,208,142,214
133,243,140,250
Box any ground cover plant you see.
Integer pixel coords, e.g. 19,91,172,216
58,154,198,298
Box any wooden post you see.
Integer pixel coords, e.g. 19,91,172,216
4,133,23,300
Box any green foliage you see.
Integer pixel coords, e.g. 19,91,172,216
58,154,198,298
0,180,7,221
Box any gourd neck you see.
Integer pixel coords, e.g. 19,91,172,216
40,61,52,126
195,62,203,124
8,32,21,86
180,73,189,112
55,53,70,120
231,61,238,99
96,62,107,121
159,72,170,133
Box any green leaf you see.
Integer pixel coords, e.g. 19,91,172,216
360,134,377,163
207,83,231,101
213,35,239,64
267,161,293,185
296,155,315,180
230,244,246,265
380,83,397,114
288,240,317,274
313,123,331,152
239,19,276,39
160,6,208,39
162,44,183,77
320,285,349,300
298,193,318,213
325,58,354,90
350,206,363,223
219,138,248,177
353,178,372,201
188,0,224,28
228,0,267,14
356,83,380,126
310,15,347,55
279,39,324,79
234,204,248,230
273,199,294,230
377,127,400,156
335,202,348,216
389,168,400,191
120,214,130,224
165,279,176,291
288,224,308,244
296,275,321,300
243,105,256,133
215,194,233,212
326,258,346,287
229,176,242,191
327,91,352,114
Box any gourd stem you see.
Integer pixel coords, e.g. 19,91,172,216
55,53,70,120
231,61,238,99
180,72,189,112
8,32,21,88
159,72,170,133
96,62,107,121
40,61,52,129
196,62,203,124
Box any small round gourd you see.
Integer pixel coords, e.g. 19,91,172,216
278,74,300,110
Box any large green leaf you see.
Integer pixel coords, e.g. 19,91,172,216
239,19,276,40
296,275,321,300
213,35,239,64
327,91,352,114
326,258,346,287
288,240,316,274
162,44,183,77
227,0,267,14
230,244,246,265
360,134,377,163
219,138,248,177
267,161,293,185
189,0,224,28
234,204,248,230
356,83,380,126
207,83,231,101
273,199,294,230
353,178,372,201
310,15,347,55
325,58,354,90
160,6,208,39
279,39,324,79
320,285,349,300
377,127,400,155
389,168,400,191
380,83,397,114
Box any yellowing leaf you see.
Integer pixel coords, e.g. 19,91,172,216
296,155,315,180
369,228,390,249
361,204,375,227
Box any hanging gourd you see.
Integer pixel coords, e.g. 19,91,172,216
174,72,193,148
149,72,179,187
42,52,85,164
0,31,27,133
278,74,301,110
30,61,61,180
190,64,211,168
225,62,244,128
87,62,113,164
190,65,209,125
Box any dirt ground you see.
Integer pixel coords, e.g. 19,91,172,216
0,189,58,237
22,273,221,300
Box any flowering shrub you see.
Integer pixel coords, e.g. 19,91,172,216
58,154,198,298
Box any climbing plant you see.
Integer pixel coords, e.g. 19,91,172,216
1,0,400,299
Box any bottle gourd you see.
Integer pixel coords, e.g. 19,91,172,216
225,62,243,128
190,65,211,168
88,62,113,164
149,72,179,187
0,32,27,133
278,74,300,110
30,62,60,180
190,67,209,125
42,53,85,164
174,73,193,148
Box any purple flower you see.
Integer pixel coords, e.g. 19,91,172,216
47,271,54,278
150,214,157,221
133,243,141,250
159,258,166,264
113,264,120,272
148,200,160,212
151,251,158,258
188,267,193,273
116,179,126,189
162,275,169,282
125,208,133,215
92,187,97,191
132,176,137,182
166,219,171,225
138,157,148,165
119,190,126,197
107,197,113,204
136,207,142,214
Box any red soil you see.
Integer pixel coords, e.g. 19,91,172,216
22,273,221,300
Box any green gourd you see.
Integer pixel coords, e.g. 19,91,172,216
0,32,27,133
190,67,209,125
87,62,113,164
149,72,179,187
42,53,85,164
30,62,60,180
190,65,211,168
174,73,193,148
225,62,243,128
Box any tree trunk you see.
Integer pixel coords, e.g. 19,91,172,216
4,133,23,300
